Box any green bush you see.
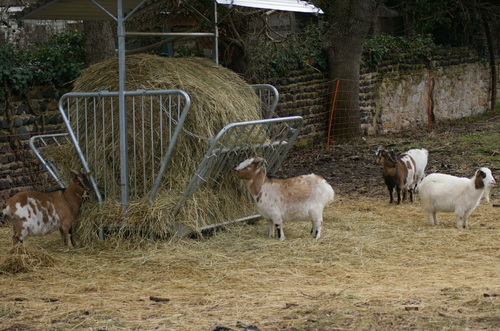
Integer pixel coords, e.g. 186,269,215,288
246,23,327,82
362,34,438,69
0,43,34,95
0,30,85,97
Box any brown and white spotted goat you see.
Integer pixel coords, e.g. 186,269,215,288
235,157,334,240
2,170,92,248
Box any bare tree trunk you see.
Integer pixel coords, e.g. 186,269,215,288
84,21,116,66
319,0,378,141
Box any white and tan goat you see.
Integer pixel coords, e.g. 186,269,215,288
235,157,334,240
2,170,92,248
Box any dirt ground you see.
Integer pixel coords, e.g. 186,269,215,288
0,113,499,331
278,113,500,201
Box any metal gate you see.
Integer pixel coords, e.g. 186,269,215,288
31,89,191,205
173,116,303,216
29,85,303,234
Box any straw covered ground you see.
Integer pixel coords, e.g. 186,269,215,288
0,113,499,330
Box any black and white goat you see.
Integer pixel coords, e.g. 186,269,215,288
375,147,428,204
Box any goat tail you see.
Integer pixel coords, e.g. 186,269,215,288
326,182,335,204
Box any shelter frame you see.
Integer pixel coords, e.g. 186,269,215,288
15,1,320,236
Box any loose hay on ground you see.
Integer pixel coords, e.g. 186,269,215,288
0,196,498,330
0,245,57,274
1,114,498,329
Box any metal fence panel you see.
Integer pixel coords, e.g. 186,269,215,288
173,116,303,215
251,84,279,118
29,85,304,236
57,89,191,204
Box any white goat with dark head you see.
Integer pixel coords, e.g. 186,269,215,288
418,167,496,229
235,157,334,240
2,170,92,248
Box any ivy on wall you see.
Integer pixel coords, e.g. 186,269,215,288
362,34,438,69
0,30,85,98
245,23,328,82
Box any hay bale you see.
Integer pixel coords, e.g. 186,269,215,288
73,55,260,138
0,245,57,274
48,55,261,244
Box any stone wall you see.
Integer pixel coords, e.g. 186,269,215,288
1,48,498,198
270,70,330,147
0,86,65,201
366,48,495,135
271,48,499,145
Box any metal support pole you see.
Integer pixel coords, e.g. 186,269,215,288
117,0,129,208
213,1,219,64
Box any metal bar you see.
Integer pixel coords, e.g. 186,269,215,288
159,95,164,160
91,0,118,21
149,90,191,200
125,32,216,37
123,0,148,20
117,0,129,208
29,133,69,188
92,97,97,172
84,98,89,159
110,96,117,200
132,96,138,198
268,120,303,176
182,0,212,22
150,94,154,194
101,96,108,198
213,1,219,64
141,95,147,196
58,99,103,204
251,84,279,118
75,98,80,141
198,214,262,232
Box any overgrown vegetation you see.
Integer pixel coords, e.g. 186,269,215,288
244,24,441,81
0,30,85,97
386,0,499,55
362,33,438,69
245,23,327,82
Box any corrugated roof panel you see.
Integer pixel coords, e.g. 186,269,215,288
15,0,323,21
15,0,159,21
216,0,323,14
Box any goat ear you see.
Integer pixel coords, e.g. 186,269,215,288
389,151,398,162
254,157,264,168
474,169,485,189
